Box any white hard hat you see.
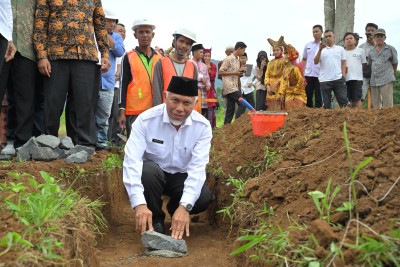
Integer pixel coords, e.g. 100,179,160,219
173,28,197,43
132,19,156,31
104,8,119,23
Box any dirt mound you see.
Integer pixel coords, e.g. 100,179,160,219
208,106,400,265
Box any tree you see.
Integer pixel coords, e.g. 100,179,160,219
324,0,355,45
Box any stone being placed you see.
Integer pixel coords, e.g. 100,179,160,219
65,150,88,163
141,231,188,258
36,135,61,149
59,136,74,150
31,146,59,161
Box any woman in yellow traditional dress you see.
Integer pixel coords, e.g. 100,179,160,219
278,44,307,110
264,41,285,110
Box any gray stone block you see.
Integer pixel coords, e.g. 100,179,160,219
31,146,59,162
144,249,187,258
59,136,74,150
15,137,38,161
141,231,188,254
36,135,60,149
68,145,95,157
54,147,68,159
65,150,88,163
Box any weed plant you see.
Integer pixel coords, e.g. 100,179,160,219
0,171,107,265
102,153,123,172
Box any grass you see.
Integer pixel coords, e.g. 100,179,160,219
0,171,107,265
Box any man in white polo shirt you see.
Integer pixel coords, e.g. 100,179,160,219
314,30,348,108
123,76,213,240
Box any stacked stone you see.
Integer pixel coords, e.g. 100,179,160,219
15,135,94,163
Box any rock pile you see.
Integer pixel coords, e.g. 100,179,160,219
15,135,94,163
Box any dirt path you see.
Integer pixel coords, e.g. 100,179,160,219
96,205,236,267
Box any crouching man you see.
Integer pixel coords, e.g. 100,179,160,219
123,76,214,240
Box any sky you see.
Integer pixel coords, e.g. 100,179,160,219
102,0,400,64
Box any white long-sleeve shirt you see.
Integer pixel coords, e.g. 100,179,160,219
0,0,13,41
123,104,212,208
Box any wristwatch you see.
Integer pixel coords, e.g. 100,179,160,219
180,202,193,212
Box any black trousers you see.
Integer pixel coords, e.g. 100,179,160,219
305,76,322,108
141,161,214,221
0,52,44,147
255,89,267,111
236,91,255,119
223,90,242,125
44,60,99,146
0,34,7,72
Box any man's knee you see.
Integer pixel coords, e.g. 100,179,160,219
141,161,165,188
192,184,214,214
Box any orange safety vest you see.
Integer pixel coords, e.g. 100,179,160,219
161,57,202,113
126,50,161,115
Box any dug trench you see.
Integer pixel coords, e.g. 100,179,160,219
0,106,399,266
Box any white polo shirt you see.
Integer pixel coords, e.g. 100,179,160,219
123,103,212,209
345,48,367,81
317,45,346,82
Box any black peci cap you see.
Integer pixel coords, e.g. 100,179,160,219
167,76,198,97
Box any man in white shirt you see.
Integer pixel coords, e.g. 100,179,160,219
314,30,348,109
0,0,16,71
344,32,367,108
123,76,213,240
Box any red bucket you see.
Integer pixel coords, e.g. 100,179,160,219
248,111,288,136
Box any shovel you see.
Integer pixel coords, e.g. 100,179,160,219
117,127,127,143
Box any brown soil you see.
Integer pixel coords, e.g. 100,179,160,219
1,106,399,266
208,106,400,265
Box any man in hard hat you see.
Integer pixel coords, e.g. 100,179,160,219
95,9,125,150
152,28,198,108
33,0,110,147
123,76,213,240
118,19,162,138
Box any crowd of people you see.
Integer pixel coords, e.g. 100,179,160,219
0,1,398,239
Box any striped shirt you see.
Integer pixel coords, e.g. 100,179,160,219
368,43,398,87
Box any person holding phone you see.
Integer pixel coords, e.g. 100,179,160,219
302,24,324,108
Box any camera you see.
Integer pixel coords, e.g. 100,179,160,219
366,33,372,38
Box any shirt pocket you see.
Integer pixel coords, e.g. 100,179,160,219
177,144,195,168
146,141,165,156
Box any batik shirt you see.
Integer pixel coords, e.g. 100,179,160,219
33,0,109,61
11,0,36,61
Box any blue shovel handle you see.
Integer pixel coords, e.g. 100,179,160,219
238,97,255,111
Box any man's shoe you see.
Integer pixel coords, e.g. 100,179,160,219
152,220,165,234
95,143,111,151
0,144,16,156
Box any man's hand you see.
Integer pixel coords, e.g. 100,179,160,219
135,204,153,235
117,110,126,129
170,206,190,240
319,42,326,50
5,41,16,62
101,58,110,73
38,58,51,77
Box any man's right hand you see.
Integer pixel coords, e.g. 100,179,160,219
38,58,51,77
117,110,127,129
135,204,153,235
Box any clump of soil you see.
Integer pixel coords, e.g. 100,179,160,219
208,106,400,265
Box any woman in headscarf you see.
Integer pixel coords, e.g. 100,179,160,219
278,44,307,109
265,37,286,110
255,51,269,110
202,48,218,128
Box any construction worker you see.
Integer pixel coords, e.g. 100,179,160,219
152,28,200,111
118,19,162,137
